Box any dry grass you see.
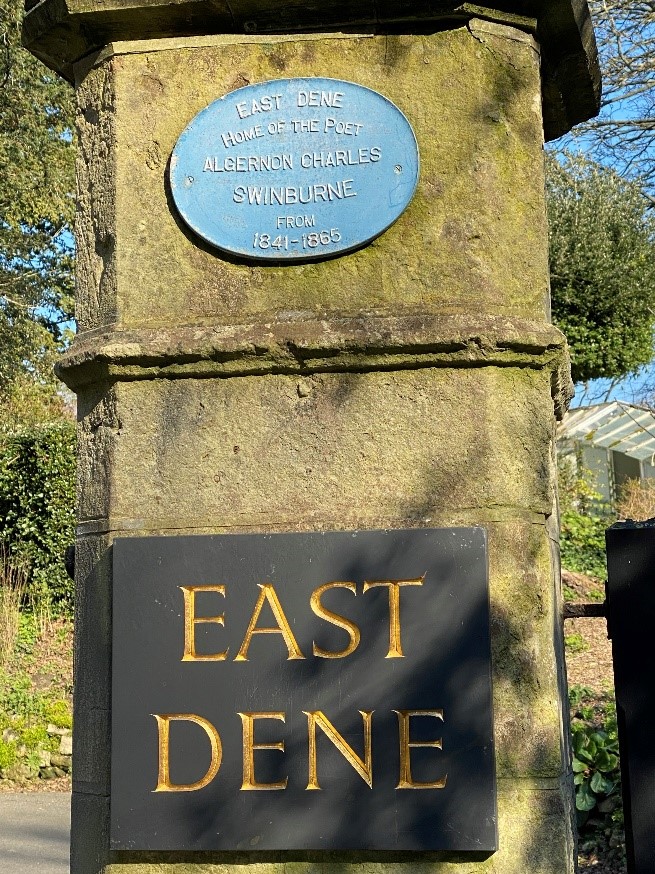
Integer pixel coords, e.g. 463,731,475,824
0,553,25,669
616,477,655,522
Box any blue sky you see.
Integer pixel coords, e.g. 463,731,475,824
572,367,655,408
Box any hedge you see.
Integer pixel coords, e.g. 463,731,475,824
0,422,76,614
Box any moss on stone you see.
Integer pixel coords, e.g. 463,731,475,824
72,25,549,336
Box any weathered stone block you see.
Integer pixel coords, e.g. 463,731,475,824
487,522,564,777
74,25,550,336
77,366,557,529
60,733,74,757
72,535,112,797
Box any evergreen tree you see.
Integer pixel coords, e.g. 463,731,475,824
547,153,655,384
0,0,75,397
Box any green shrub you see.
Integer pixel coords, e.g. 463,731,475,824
0,422,76,614
569,686,624,859
565,632,589,654
560,507,612,579
44,699,72,730
20,725,50,749
0,669,72,725
14,612,38,656
572,722,620,819
558,457,614,579
569,685,595,714
0,738,17,771
0,674,42,723
0,717,61,777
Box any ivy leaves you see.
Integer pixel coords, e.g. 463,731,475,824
0,423,76,614
572,724,621,816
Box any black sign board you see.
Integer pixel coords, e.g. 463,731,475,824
606,522,655,874
111,528,496,852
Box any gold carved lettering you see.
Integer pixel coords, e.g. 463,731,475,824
362,576,425,658
394,709,447,789
235,583,305,661
152,713,222,792
310,582,360,658
180,585,228,661
304,709,373,790
238,712,288,790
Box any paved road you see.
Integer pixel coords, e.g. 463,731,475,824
0,792,70,873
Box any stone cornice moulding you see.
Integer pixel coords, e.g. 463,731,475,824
23,0,600,140
56,312,575,417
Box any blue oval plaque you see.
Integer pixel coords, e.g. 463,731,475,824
170,78,419,261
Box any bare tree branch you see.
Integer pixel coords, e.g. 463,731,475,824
564,2,655,192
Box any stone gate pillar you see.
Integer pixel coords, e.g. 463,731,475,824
24,2,600,873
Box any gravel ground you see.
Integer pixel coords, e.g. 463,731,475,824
0,776,70,793
565,616,614,691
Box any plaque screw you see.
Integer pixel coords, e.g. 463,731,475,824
187,176,194,184
244,20,257,32
394,165,403,174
